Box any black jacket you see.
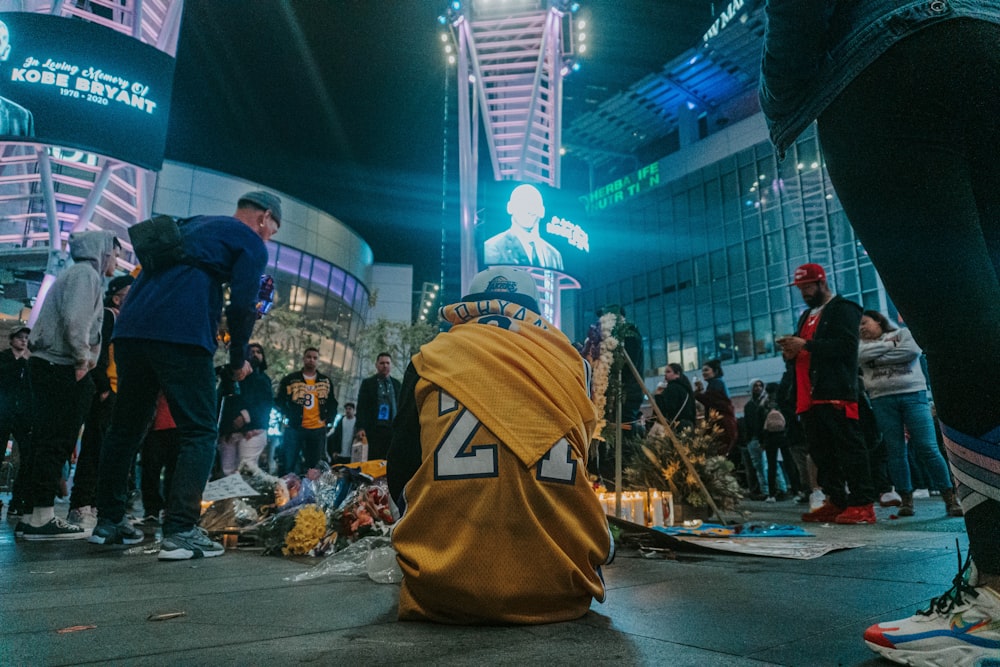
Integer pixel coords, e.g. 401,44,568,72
356,373,402,433
217,366,274,436
793,295,863,402
275,370,336,430
654,381,695,428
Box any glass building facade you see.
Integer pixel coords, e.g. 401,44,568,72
265,241,370,376
576,123,889,381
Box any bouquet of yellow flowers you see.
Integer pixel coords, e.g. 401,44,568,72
282,505,329,556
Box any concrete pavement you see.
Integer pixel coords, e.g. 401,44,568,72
0,493,969,666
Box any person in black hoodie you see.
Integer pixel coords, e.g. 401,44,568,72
216,343,274,475
653,363,695,431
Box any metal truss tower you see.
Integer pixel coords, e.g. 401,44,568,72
444,0,577,296
0,0,183,321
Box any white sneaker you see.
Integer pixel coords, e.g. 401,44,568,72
912,489,931,499
765,496,776,503
809,489,826,511
864,554,1000,666
879,490,903,507
67,505,98,530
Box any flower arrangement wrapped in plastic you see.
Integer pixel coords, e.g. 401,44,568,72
201,463,397,558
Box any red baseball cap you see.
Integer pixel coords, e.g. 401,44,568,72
791,263,827,286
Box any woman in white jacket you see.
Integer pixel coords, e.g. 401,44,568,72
858,311,961,517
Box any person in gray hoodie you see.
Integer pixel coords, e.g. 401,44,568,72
17,230,119,541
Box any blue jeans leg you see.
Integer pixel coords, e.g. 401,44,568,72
871,395,911,493
899,391,953,491
282,428,303,475
747,438,768,495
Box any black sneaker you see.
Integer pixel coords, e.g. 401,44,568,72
158,527,224,560
21,517,91,540
88,518,146,545
14,521,27,538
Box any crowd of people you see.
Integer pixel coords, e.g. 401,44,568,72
2,1,999,641
0,190,407,559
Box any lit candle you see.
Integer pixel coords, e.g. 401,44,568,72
665,492,675,526
650,490,664,527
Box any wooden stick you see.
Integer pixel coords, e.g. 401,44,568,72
622,352,728,525
615,368,623,519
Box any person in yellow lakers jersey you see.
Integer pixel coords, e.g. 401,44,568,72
276,348,336,474
388,267,614,624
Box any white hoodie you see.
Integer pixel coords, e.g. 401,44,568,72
858,327,927,399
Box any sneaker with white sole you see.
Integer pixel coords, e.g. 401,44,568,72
88,517,145,545
879,490,903,507
21,516,91,540
67,506,99,530
809,489,826,511
864,547,1000,666
158,526,224,560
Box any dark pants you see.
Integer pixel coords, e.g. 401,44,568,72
762,432,798,496
26,358,94,510
0,411,31,507
96,339,217,536
282,426,326,473
140,428,180,518
70,390,115,510
367,424,394,461
801,404,874,508
818,19,1000,572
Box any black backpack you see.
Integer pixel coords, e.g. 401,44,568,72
127,214,190,274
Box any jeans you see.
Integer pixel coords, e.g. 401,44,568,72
747,439,787,496
218,430,267,476
96,339,217,536
281,427,326,474
870,391,952,493
818,19,1000,570
26,358,94,510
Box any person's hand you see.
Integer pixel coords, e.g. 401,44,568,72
231,360,252,382
777,335,806,359
694,379,704,393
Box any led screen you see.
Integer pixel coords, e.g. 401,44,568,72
479,181,588,279
0,12,175,170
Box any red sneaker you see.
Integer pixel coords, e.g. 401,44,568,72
801,501,843,523
835,503,877,524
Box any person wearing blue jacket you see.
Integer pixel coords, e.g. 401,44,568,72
91,191,280,560
760,2,1000,664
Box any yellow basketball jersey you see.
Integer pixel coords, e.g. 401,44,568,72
392,378,613,624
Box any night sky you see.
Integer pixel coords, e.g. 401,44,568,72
165,0,719,290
